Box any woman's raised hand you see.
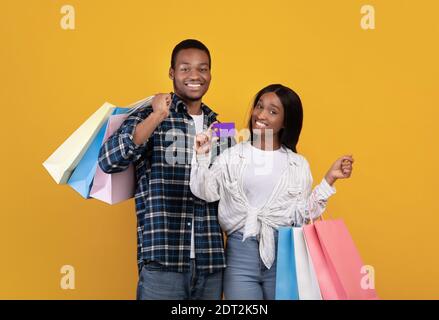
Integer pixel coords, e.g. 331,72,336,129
324,155,354,186
194,122,218,155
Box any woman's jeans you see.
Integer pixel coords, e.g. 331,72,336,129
136,259,223,300
223,231,278,300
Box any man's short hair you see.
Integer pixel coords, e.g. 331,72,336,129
171,39,211,70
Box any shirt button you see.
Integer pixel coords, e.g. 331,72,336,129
187,222,191,226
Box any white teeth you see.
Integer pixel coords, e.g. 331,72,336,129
256,121,268,127
186,83,201,87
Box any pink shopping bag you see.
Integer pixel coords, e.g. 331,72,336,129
89,113,135,205
303,223,346,299
303,219,379,300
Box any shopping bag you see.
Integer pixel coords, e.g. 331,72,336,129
303,222,346,299
67,108,129,198
293,227,322,300
89,113,136,205
313,219,379,300
43,95,154,185
43,103,115,184
275,227,299,300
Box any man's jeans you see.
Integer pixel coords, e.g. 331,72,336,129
136,260,223,300
223,231,278,300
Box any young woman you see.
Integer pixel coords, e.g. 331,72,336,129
190,84,354,300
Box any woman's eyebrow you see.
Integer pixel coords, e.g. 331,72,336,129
269,104,281,110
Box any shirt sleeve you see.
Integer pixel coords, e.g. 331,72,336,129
190,150,227,202
294,157,337,225
98,106,153,174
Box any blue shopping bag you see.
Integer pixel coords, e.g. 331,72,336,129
275,227,299,300
67,107,129,198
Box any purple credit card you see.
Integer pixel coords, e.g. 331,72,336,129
211,122,236,138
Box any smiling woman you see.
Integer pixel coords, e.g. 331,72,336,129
249,84,303,153
190,83,354,300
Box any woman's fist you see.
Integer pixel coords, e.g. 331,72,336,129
324,155,354,186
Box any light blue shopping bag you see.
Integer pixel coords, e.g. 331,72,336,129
275,226,299,300
67,107,129,198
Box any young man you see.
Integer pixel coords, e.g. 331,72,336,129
98,39,229,300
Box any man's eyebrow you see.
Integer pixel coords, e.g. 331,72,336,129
177,62,209,66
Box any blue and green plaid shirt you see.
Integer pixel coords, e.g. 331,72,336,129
98,94,228,274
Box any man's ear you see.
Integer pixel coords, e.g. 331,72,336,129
169,68,174,80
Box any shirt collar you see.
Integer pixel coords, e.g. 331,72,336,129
170,93,218,120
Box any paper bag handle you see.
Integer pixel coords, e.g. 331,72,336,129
126,95,155,115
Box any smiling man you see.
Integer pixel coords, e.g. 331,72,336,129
98,39,227,300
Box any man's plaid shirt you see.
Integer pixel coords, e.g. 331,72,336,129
98,94,227,274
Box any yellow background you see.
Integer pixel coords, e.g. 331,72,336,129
1,0,438,299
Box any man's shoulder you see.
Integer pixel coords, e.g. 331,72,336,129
201,103,218,120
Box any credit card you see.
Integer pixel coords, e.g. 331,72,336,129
211,122,236,138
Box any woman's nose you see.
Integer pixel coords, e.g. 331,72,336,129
256,109,268,120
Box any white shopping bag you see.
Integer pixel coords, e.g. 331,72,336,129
293,227,323,300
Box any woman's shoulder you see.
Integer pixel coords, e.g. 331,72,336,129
285,149,310,168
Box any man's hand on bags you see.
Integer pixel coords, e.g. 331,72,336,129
152,93,171,121
133,93,171,145
324,155,354,186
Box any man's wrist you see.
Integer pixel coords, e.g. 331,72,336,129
151,110,168,123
